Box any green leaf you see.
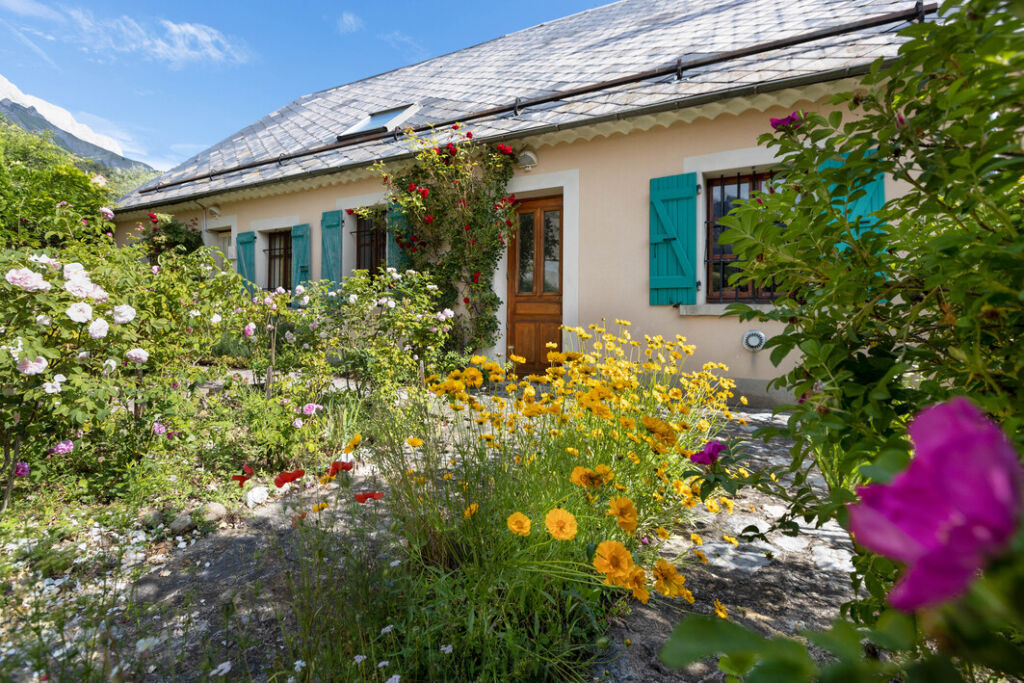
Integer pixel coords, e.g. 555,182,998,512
868,609,915,651
660,616,766,668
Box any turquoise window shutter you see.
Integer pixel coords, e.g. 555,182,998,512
385,205,409,270
235,231,256,284
320,210,342,283
649,172,698,306
820,154,886,250
291,223,311,288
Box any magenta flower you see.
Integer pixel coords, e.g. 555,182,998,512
848,398,1022,611
14,461,29,477
769,111,804,131
301,403,323,416
691,440,726,465
51,440,74,455
153,422,167,435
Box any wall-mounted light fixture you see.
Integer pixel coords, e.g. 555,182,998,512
517,150,538,171
208,204,222,217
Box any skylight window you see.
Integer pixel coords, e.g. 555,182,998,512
337,104,417,141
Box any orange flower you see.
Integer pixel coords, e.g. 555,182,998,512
652,559,687,598
464,503,479,519
606,496,638,533
593,540,633,585
623,566,650,604
406,437,424,448
507,512,531,536
545,508,578,541
570,466,604,489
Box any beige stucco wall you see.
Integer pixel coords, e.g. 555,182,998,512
115,92,902,406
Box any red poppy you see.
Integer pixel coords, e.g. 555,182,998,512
419,188,429,198
327,460,353,477
291,512,307,528
408,183,417,192
355,490,385,503
232,464,254,487
274,469,306,488
424,215,435,224
346,208,355,215
472,271,480,284
463,225,470,231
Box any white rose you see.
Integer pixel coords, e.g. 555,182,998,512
43,381,62,394
348,294,358,304
88,283,108,302
211,313,222,325
112,305,136,324
36,315,52,326
63,263,86,279
64,276,94,298
103,359,116,372
125,348,149,363
66,302,93,323
189,310,201,318
88,318,109,339
17,356,47,375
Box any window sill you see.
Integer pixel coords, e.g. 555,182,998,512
677,302,775,316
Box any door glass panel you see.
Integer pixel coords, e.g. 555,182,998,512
542,210,560,293
518,212,535,294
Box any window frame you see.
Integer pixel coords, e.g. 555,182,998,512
266,230,292,291
355,214,387,274
704,171,779,303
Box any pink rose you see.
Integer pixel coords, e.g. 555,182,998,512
5,268,51,292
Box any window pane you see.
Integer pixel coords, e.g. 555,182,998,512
542,210,560,293
518,212,534,294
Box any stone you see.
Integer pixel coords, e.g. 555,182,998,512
140,509,164,528
245,486,269,508
771,534,810,553
169,512,196,535
201,502,227,523
811,546,855,573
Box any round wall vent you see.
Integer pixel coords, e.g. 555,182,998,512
742,329,767,352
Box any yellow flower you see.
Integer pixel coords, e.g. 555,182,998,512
653,559,687,598
690,533,703,546
470,354,486,365
721,497,734,514
565,447,579,456
509,354,526,364
545,508,578,541
606,496,638,533
740,396,748,405
570,466,604,489
593,540,633,584
343,433,362,454
693,550,708,564
464,503,479,519
704,498,720,514
656,526,670,540
623,566,650,604
507,512,531,536
312,502,328,513
406,437,424,448
714,599,728,619
462,366,484,388
723,535,738,546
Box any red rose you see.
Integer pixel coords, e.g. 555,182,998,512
505,219,512,227
452,123,460,130
472,271,480,284
424,215,434,224
419,188,429,198
346,208,355,215
408,183,417,192
463,297,470,304
464,225,470,231
467,132,473,139
433,147,441,155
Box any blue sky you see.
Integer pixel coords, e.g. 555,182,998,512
0,0,606,170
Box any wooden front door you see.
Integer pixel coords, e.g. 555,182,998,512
508,196,563,375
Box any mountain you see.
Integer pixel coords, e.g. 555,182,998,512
0,74,153,172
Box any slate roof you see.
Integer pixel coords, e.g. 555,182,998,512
118,0,924,211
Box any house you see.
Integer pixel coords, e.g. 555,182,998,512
113,0,927,404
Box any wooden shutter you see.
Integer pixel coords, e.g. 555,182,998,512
386,205,408,270
235,231,256,284
649,172,698,306
291,223,310,288
320,210,342,283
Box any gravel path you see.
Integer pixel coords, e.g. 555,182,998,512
595,409,857,682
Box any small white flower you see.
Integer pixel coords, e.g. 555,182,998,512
112,305,136,324
66,302,93,323
42,381,62,394
284,331,296,343
189,309,201,318
381,624,394,635
103,359,116,372
54,373,66,382
135,636,160,654
348,294,358,304
36,314,52,326
389,559,401,567
378,660,389,668
353,655,366,664
29,254,59,268
88,318,109,339
293,660,306,673
211,313,222,324
386,299,396,309
440,644,453,654
210,661,231,677
426,284,438,291
76,351,90,360
385,675,400,683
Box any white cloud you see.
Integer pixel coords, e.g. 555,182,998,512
0,18,57,67
64,8,250,69
0,0,62,22
380,31,427,60
337,11,363,34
